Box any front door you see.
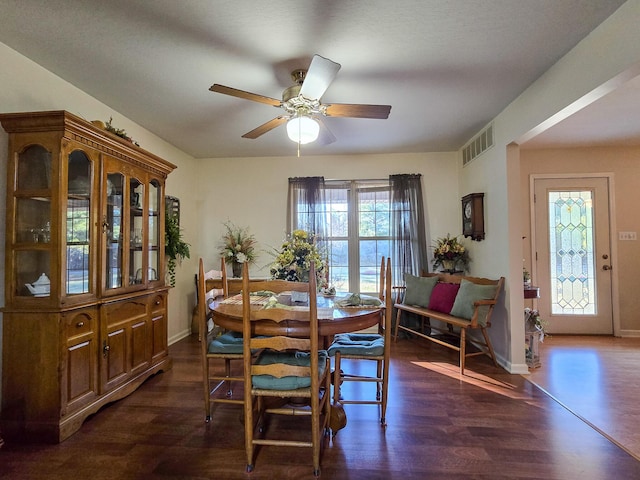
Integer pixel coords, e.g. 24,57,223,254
533,176,613,334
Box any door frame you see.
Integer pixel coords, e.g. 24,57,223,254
528,173,621,336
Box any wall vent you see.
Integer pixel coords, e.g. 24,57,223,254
462,123,494,166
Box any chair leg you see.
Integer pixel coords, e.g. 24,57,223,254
375,359,382,400
224,359,233,396
312,391,320,477
381,357,390,427
244,392,254,472
460,328,466,375
333,352,342,404
393,309,402,342
203,359,211,422
481,327,499,366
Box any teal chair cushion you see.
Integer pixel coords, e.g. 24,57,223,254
327,333,385,357
208,330,243,354
252,350,329,390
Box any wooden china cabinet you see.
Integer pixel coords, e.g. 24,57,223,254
0,111,176,442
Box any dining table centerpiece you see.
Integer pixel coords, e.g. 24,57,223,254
432,233,470,273
270,229,328,290
219,221,258,277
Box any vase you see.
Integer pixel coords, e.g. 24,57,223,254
442,259,456,272
232,262,242,278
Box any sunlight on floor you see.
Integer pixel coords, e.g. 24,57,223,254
410,361,532,400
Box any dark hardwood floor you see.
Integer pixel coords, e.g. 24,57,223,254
1,333,640,479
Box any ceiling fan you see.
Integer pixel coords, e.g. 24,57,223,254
209,55,391,146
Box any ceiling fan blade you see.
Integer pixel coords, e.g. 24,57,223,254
241,116,288,139
299,55,341,100
210,84,281,107
324,103,392,119
315,117,336,145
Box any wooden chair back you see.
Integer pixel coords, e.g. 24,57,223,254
242,264,318,386
198,257,228,338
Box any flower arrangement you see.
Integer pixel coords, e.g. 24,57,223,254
524,308,547,336
270,229,328,286
219,222,258,275
525,307,546,368
432,234,470,272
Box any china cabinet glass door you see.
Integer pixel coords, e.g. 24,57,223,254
105,172,124,290
129,177,145,284
15,144,52,298
148,180,161,284
66,150,92,295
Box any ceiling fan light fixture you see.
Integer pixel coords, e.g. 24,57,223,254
286,115,319,144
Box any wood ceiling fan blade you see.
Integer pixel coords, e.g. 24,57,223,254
299,55,341,100
324,103,392,119
209,84,281,107
241,116,288,139
315,117,336,145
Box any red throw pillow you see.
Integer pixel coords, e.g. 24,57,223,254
427,282,461,314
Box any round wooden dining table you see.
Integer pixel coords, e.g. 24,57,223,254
211,293,384,341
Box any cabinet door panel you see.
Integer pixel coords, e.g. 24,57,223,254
101,297,150,392
151,314,167,362
63,308,98,414
103,327,128,391
131,319,150,375
67,341,94,405
150,293,168,362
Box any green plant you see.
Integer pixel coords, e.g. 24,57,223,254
165,213,190,286
105,117,139,146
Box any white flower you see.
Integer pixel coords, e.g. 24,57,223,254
236,252,247,263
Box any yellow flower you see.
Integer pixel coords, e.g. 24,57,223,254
270,230,327,285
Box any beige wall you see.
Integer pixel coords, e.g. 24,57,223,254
192,152,460,277
520,146,640,334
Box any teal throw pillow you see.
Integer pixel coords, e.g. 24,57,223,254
450,279,498,326
403,274,438,308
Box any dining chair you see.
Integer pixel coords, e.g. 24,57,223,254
328,256,392,427
241,262,331,477
194,258,228,341
199,257,244,422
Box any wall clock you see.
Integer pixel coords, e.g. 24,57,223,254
462,192,485,241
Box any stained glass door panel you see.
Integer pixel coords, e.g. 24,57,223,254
534,177,613,334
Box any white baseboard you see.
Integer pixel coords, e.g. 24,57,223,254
169,329,192,345
618,329,640,337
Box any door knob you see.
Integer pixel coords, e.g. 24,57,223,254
603,264,612,271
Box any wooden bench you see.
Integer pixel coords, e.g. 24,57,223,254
393,272,504,374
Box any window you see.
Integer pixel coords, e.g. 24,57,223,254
293,180,391,294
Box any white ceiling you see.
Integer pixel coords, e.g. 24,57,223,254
0,0,634,158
